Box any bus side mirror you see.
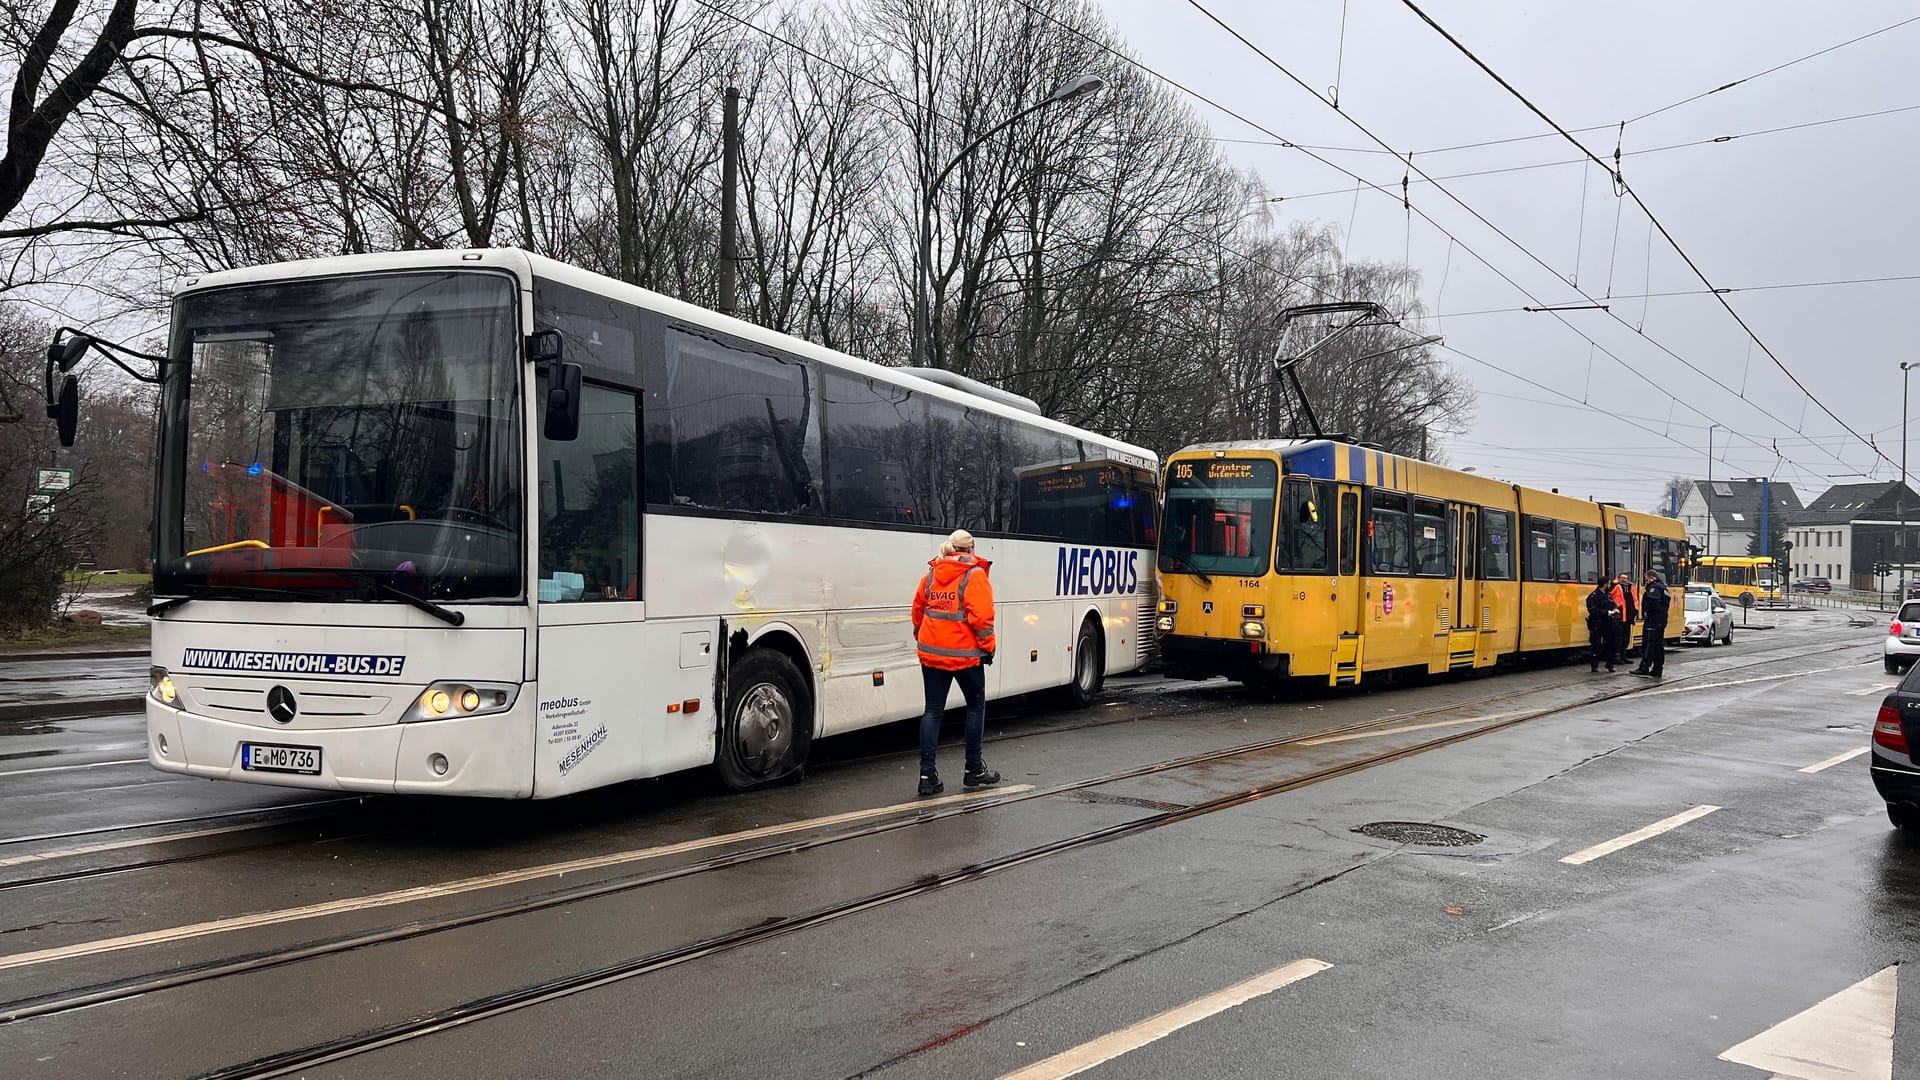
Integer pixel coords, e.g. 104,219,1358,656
543,362,582,441
528,330,581,441
48,374,78,447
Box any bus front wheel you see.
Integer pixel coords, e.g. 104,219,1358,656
718,649,812,791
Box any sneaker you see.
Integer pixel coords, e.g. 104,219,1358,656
918,773,944,797
963,764,1001,790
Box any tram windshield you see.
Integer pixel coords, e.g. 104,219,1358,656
154,271,524,603
1157,458,1277,576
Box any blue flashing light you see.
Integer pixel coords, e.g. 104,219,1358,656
201,462,210,472
1113,497,1134,508
247,462,262,476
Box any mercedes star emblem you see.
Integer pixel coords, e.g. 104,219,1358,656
266,685,298,724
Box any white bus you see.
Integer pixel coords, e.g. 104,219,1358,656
114,249,1158,797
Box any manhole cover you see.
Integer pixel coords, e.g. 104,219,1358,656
1353,821,1485,847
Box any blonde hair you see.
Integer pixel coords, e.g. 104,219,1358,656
945,529,975,554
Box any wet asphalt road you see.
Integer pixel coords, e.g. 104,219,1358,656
2,609,1916,1079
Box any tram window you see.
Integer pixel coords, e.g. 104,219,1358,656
1650,538,1674,582
1525,517,1554,581
1576,526,1601,583
1277,479,1332,572
1553,522,1577,581
1412,498,1450,576
823,372,929,525
654,328,821,515
1368,491,1411,576
1339,491,1358,576
1611,531,1633,580
1158,458,1276,576
538,385,639,601
1481,509,1514,580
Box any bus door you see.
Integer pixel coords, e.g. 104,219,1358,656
1450,505,1480,669
1332,485,1363,685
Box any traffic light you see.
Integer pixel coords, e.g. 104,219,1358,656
1876,561,1893,578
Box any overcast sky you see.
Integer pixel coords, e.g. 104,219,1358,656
1093,0,1917,510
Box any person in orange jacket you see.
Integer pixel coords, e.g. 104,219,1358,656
911,529,1001,796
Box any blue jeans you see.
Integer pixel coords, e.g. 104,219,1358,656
920,664,986,775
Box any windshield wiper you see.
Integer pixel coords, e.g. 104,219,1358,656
150,582,337,617
246,567,467,626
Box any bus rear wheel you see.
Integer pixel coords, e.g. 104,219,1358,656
717,649,812,791
1061,618,1105,708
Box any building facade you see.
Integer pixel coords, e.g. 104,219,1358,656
1672,478,1802,558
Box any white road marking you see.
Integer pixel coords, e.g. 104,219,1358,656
1800,747,1871,774
1637,667,1850,697
996,959,1331,1080
1297,711,1522,746
1558,805,1721,865
1718,965,1895,1080
1846,684,1895,697
0,757,145,778
0,785,1030,971
0,819,308,869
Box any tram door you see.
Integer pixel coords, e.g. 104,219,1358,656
1450,506,1482,669
1332,485,1364,686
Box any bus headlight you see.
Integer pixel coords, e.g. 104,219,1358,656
1240,621,1265,639
149,666,177,705
411,681,519,722
1156,616,1174,633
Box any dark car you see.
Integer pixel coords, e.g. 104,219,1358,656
1872,665,1920,828
1792,576,1831,592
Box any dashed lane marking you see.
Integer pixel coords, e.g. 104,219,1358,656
1559,805,1721,865
0,785,1030,972
1719,965,1895,1080
996,959,1331,1080
0,758,145,779
1800,746,1871,774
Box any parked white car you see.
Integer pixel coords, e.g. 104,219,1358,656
1680,591,1732,646
1886,601,1920,673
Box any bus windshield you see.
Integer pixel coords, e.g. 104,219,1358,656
154,271,524,603
1157,458,1276,576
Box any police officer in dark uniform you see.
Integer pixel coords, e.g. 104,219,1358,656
1585,580,1617,673
1632,572,1671,677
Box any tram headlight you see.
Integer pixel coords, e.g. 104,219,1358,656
149,666,177,705
411,680,520,722
1240,621,1265,639
1156,616,1174,633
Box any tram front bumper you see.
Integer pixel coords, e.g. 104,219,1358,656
1158,634,1289,680
146,697,535,797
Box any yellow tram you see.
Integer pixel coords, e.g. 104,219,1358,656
1688,555,1780,605
1154,440,1686,686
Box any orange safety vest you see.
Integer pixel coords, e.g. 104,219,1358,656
912,553,997,670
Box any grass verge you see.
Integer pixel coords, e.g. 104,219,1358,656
0,622,150,653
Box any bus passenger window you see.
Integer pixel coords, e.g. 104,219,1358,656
538,385,639,601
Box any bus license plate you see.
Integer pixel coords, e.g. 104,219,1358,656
241,743,321,775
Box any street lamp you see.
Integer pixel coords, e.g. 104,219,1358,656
911,74,1104,371
1901,362,1916,599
